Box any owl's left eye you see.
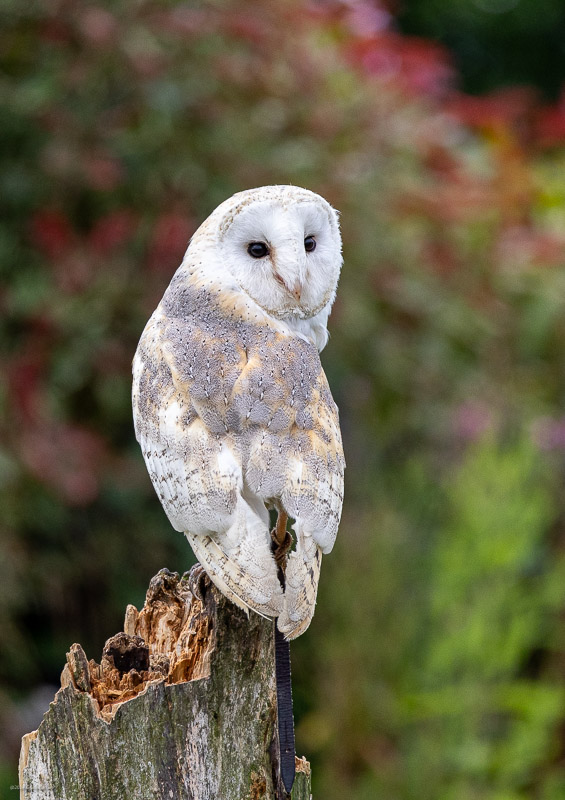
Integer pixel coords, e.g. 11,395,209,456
304,235,316,253
247,241,269,259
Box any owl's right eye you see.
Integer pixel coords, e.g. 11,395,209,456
247,242,269,259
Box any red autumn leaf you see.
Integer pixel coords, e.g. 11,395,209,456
39,18,71,44
536,92,565,147
446,87,537,133
30,210,75,260
221,13,270,43
88,210,138,255
395,38,454,97
9,358,44,421
346,33,454,98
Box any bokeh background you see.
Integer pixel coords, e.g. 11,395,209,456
3,0,565,797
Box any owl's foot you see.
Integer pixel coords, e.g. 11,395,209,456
270,509,293,579
270,531,293,573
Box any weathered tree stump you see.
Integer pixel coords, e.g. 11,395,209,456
19,567,311,800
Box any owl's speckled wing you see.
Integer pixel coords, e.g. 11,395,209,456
132,278,344,637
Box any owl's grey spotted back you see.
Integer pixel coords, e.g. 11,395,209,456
132,185,344,639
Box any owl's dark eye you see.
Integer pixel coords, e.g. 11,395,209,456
247,241,269,259
304,235,316,253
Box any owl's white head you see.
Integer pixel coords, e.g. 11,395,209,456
184,186,342,349
216,185,342,320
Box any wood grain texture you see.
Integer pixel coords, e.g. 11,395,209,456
19,568,311,800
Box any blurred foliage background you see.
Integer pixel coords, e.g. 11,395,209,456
3,0,565,797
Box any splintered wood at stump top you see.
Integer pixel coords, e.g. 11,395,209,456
19,567,312,800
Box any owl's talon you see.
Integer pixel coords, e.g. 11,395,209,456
271,510,293,576
270,528,293,570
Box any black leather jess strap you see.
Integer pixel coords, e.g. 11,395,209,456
275,625,296,794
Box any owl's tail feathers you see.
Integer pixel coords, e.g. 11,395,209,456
186,529,284,619
277,526,322,640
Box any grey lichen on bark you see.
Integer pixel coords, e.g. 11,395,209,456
19,567,312,800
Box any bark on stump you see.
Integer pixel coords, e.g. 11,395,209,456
19,567,311,800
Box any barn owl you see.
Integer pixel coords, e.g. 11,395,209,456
132,185,344,639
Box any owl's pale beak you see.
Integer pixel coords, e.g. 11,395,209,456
289,281,302,302
274,271,302,303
